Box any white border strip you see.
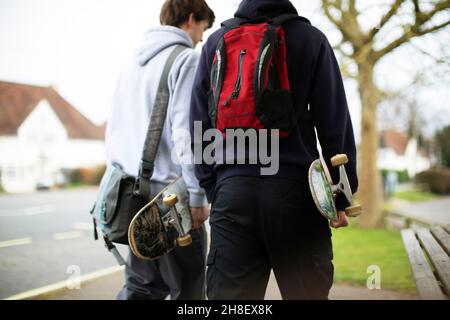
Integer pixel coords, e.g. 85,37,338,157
52,231,83,240
4,265,124,300
0,237,32,248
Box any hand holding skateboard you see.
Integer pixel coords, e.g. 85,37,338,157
308,154,362,224
128,177,193,260
189,206,210,230
162,194,192,247
330,211,349,229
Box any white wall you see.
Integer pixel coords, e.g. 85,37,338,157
404,139,431,176
377,138,431,177
0,99,105,193
377,149,407,172
61,139,106,169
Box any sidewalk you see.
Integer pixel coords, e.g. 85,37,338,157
389,196,450,226
28,268,417,300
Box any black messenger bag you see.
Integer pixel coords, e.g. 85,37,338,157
90,45,188,264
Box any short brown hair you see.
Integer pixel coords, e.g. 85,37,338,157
160,0,215,28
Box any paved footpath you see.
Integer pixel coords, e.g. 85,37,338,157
389,196,450,226
29,269,417,300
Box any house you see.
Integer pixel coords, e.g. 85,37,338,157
0,81,106,193
378,129,432,178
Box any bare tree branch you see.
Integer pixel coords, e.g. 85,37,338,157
338,58,358,79
322,0,366,49
413,0,421,14
368,0,406,39
349,0,358,16
322,0,344,29
409,41,448,63
414,0,450,24
373,18,450,61
333,41,347,55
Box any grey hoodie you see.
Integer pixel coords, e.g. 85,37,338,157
105,26,206,207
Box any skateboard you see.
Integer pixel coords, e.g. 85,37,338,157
128,176,192,260
308,154,362,222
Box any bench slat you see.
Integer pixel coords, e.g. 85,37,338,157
444,225,450,235
416,227,450,297
401,229,446,300
431,226,450,256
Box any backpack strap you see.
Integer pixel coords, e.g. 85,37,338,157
134,44,188,200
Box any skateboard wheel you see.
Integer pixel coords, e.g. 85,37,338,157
331,154,348,167
163,194,178,207
177,234,192,247
345,204,362,217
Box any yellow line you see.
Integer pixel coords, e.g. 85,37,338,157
52,231,83,240
4,265,124,300
0,237,32,248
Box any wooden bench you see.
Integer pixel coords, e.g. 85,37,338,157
401,225,450,299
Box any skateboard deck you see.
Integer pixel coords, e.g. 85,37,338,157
308,154,362,222
128,177,192,260
308,158,338,222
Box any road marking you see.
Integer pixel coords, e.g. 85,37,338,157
52,231,83,240
25,205,56,216
0,237,32,248
4,265,125,300
72,222,93,231
0,205,56,217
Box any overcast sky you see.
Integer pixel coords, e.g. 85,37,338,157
0,0,449,141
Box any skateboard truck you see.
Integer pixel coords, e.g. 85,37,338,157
309,153,362,222
329,154,362,217
161,194,192,247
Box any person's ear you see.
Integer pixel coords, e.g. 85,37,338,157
187,13,195,27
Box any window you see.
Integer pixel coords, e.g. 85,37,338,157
5,167,17,180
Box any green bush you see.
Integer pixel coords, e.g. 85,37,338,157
381,169,410,183
68,169,82,185
415,167,450,194
91,165,106,185
68,165,106,186
397,170,410,183
436,125,450,167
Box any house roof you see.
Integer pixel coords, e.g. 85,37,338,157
380,129,431,158
0,81,104,140
379,129,409,155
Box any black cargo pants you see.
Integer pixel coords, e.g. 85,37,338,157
117,225,207,300
207,176,334,300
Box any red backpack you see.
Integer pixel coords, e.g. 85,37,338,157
208,14,310,138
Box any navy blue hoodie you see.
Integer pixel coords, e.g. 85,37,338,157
190,0,358,210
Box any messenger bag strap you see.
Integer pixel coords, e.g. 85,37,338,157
134,44,188,200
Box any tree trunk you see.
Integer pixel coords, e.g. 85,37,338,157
357,62,384,228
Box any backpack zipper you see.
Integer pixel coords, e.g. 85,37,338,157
223,49,246,106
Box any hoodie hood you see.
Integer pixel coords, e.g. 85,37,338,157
234,0,298,20
137,26,193,66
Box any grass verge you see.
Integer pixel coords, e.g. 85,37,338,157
393,190,436,202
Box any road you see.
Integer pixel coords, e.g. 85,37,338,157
0,188,128,299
